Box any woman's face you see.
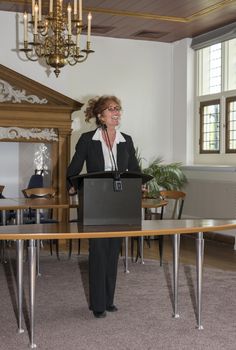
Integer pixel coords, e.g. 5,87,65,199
100,100,122,129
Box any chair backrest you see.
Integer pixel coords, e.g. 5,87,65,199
27,170,44,189
0,185,5,199
22,187,57,221
22,187,57,199
159,190,186,219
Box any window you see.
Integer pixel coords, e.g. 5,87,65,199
200,100,220,153
196,38,236,160
198,43,221,95
226,97,236,152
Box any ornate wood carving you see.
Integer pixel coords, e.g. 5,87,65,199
0,79,48,104
0,64,82,218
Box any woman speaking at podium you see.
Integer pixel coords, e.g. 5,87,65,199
67,95,140,318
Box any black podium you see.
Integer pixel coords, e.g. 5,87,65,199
70,171,151,225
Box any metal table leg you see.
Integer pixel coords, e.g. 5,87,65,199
28,239,37,348
124,237,130,273
15,208,25,334
172,233,180,318
36,209,41,277
16,240,24,334
140,207,145,265
1,210,7,263
196,232,204,330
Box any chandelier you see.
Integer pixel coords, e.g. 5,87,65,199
20,0,94,77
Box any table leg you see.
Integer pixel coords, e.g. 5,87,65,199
16,240,24,334
196,232,204,330
0,211,6,263
36,209,41,277
28,239,37,348
124,237,130,273
140,207,146,265
172,233,180,318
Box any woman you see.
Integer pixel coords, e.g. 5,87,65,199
67,95,140,318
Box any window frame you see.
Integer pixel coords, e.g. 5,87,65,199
195,40,236,163
199,99,220,154
225,96,236,153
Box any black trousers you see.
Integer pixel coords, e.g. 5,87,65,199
89,237,122,312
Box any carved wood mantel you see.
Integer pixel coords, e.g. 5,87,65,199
0,64,82,205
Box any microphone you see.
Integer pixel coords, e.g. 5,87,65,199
101,123,122,192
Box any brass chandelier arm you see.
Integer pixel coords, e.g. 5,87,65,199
67,42,95,66
25,52,39,62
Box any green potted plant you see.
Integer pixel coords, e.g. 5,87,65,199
136,149,187,198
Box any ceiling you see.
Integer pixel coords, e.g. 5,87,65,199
1,0,236,42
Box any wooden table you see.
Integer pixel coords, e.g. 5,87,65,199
0,197,69,268
0,197,69,224
1,219,236,348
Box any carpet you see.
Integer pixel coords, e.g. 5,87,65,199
0,251,236,350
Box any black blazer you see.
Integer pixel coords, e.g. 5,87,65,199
67,129,140,187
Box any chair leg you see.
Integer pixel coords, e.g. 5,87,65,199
135,237,141,262
68,240,72,259
56,241,60,260
77,239,81,255
158,235,164,266
145,236,151,248
120,239,123,256
0,241,7,263
49,240,53,256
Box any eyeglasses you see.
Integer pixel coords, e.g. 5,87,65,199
103,106,122,113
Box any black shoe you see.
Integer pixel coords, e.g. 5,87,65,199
93,311,106,318
106,305,118,312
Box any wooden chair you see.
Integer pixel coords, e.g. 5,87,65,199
157,190,186,265
22,187,59,258
159,190,186,219
27,170,44,189
0,185,5,195
22,187,56,199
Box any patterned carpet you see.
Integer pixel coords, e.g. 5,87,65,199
1,251,236,350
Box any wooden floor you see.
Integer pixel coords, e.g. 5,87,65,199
54,234,236,272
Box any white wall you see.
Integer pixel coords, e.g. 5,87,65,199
0,11,194,196
172,39,195,164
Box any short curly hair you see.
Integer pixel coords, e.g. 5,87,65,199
84,95,122,126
